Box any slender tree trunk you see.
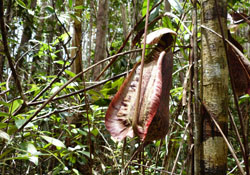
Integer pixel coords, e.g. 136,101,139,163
121,4,128,39
201,0,228,174
93,0,109,79
193,1,201,175
0,0,12,82
0,43,4,82
71,0,83,75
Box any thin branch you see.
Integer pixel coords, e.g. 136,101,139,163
121,142,146,173
30,43,79,103
27,50,141,106
12,49,140,133
52,1,72,45
95,127,118,168
32,104,87,121
228,109,245,155
171,122,190,175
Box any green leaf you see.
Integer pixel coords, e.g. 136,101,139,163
81,151,90,158
74,5,85,10
73,169,80,175
45,6,55,14
168,0,183,13
27,143,39,165
54,60,65,65
16,0,27,9
91,128,99,137
10,99,23,114
78,129,87,136
64,70,76,77
0,130,10,141
0,112,9,117
142,0,154,16
41,135,66,148
111,77,124,89
93,99,111,107
15,119,34,129
27,143,37,154
0,101,10,107
68,0,73,8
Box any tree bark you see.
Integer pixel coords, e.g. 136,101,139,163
201,0,228,174
71,0,83,75
121,4,128,39
93,0,109,79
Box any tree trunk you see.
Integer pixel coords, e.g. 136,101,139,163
0,0,12,82
0,43,4,82
201,0,228,174
93,0,109,79
16,0,37,74
71,0,83,75
121,4,128,39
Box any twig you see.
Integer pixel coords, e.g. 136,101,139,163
227,160,245,175
171,122,190,175
228,109,245,154
192,1,200,174
30,43,79,103
95,127,118,168
122,142,145,173
32,104,87,121
52,1,72,45
27,50,141,106
13,49,141,133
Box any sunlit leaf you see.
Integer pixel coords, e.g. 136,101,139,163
111,77,124,89
68,0,73,8
10,99,23,114
91,128,99,137
73,168,80,175
15,119,34,129
74,5,85,10
64,70,76,77
81,151,90,157
45,6,55,14
0,130,10,141
168,0,183,13
41,135,66,148
16,0,27,9
27,143,39,165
